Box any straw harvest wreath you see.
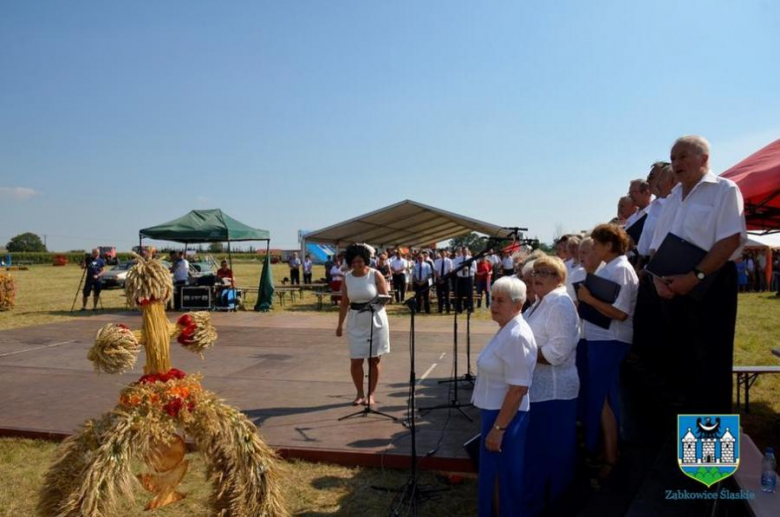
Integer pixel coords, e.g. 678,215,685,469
38,254,287,516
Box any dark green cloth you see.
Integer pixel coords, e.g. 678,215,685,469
140,209,270,242
254,252,274,312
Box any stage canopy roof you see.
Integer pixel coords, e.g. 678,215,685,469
303,200,519,248
720,139,780,232
140,209,270,243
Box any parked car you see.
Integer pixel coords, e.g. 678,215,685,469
101,260,171,289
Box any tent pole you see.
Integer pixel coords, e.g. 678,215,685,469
227,241,233,271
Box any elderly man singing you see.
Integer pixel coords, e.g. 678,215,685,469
649,135,746,415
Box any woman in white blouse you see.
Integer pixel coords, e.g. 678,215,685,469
576,224,638,484
472,276,537,517
522,256,580,515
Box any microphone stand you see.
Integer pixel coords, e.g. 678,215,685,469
420,230,531,420
339,297,397,422
374,298,446,516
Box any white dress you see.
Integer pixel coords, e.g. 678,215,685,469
345,269,390,359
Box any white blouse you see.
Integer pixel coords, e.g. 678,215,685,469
582,255,639,344
472,315,537,411
525,286,580,403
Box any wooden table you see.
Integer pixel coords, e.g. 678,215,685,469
733,365,780,412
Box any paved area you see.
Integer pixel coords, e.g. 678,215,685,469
0,311,496,471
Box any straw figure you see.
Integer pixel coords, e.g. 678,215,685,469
38,254,287,517
0,272,16,311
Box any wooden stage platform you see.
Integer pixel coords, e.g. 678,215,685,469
0,311,494,473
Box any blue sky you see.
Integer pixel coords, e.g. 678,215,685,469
2,1,779,251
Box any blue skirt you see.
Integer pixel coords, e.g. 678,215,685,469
584,339,629,453
522,399,577,515
478,409,530,517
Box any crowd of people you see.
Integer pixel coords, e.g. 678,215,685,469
333,135,751,516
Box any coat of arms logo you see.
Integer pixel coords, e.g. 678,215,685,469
678,414,740,487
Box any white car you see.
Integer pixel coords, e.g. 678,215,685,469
100,260,171,289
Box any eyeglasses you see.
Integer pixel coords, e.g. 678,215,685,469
531,270,558,278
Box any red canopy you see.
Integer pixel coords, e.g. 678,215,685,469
720,139,780,232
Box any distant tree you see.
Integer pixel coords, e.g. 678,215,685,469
449,232,488,255
208,242,224,253
7,232,47,252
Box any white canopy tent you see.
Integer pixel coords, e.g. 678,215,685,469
302,200,521,250
745,231,780,248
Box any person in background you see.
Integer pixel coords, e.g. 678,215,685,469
568,237,604,426
303,254,313,284
390,249,408,302
81,248,105,311
375,252,392,285
171,251,190,310
453,247,476,313
626,179,654,230
475,255,493,309
555,236,570,262
501,250,515,277
324,255,334,285
745,252,755,292
576,224,638,486
289,252,301,285
329,256,345,305
565,235,581,276
755,250,767,292
636,162,677,262
736,256,749,292
617,196,638,227
434,249,453,314
412,253,433,313
216,259,235,287
472,276,537,517
336,244,391,406
523,256,580,515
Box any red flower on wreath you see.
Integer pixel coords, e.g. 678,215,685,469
138,368,188,385
163,397,184,417
176,314,198,346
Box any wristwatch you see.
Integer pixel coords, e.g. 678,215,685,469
493,424,507,432
693,267,706,281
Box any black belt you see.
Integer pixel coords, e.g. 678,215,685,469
350,302,370,311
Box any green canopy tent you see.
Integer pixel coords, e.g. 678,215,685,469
139,209,274,311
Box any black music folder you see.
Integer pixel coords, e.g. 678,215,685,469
573,273,621,329
625,213,648,244
645,233,713,300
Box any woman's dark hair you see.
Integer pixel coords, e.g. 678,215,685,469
345,243,372,267
591,224,630,255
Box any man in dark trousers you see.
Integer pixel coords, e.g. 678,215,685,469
649,135,746,416
412,253,432,313
434,249,453,313
452,247,476,313
81,248,105,311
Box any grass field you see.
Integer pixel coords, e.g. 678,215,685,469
0,262,777,514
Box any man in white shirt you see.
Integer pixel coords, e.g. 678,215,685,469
649,135,746,415
434,249,453,313
171,251,190,310
625,179,655,230
501,250,515,277
288,252,302,285
302,254,313,284
412,254,433,313
390,249,408,302
617,196,638,227
452,247,476,313
636,162,677,259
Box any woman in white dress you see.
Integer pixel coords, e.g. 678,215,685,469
336,244,391,406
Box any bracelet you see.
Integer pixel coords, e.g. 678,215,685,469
493,424,507,432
